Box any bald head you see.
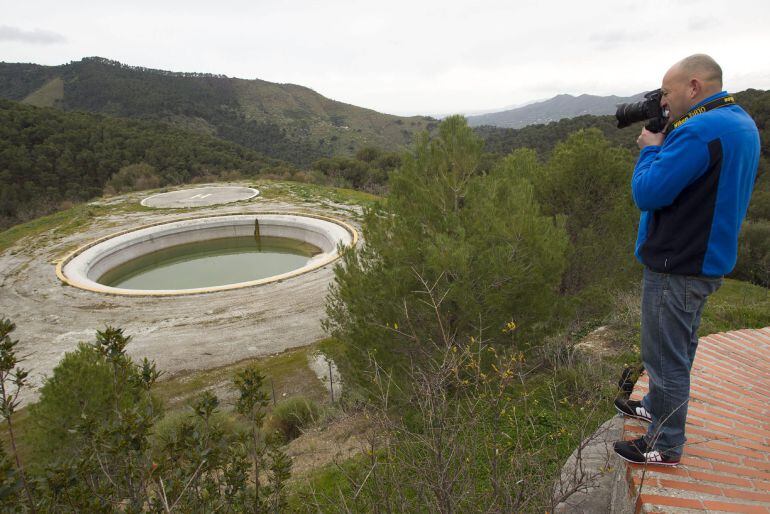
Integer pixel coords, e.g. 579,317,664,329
674,54,723,89
660,54,724,121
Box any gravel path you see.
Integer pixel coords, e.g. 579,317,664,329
0,188,362,405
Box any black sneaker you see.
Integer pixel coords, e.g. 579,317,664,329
613,437,680,467
614,397,653,423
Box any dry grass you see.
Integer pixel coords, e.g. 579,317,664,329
153,345,329,412
21,77,64,107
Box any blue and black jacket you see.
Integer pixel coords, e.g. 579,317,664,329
632,91,760,277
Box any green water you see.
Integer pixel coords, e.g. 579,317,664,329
99,236,322,290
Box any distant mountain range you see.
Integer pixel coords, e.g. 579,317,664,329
466,92,647,129
0,57,438,165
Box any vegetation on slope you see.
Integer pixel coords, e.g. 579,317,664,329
0,97,404,231
0,99,279,229
0,57,437,164
0,323,297,511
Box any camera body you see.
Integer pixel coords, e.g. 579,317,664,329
615,89,668,133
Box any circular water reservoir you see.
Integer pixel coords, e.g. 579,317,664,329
57,214,356,296
98,236,321,290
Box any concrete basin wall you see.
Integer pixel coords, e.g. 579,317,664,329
57,214,356,296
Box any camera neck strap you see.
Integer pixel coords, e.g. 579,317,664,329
669,95,736,132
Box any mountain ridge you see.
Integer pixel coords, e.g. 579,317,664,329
0,57,438,165
466,92,647,129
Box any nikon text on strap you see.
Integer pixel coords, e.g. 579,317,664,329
669,95,736,131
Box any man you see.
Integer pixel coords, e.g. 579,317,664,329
613,54,760,466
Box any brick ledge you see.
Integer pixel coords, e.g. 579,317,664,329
617,327,770,514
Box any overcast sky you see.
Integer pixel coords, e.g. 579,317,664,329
3,0,770,116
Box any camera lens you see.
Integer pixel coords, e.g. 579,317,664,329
615,90,666,132
616,101,650,129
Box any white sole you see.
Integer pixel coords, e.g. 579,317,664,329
613,448,680,467
615,404,652,423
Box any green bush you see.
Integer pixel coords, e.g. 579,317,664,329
25,342,161,469
103,162,162,194
150,408,247,456
1,326,294,511
530,128,639,295
731,220,770,287
747,189,770,221
266,396,319,441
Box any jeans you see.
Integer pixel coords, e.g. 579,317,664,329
640,268,722,457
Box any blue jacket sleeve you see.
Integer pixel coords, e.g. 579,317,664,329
631,127,710,211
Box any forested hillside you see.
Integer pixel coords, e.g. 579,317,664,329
0,98,407,230
0,99,277,229
0,57,437,165
475,114,630,155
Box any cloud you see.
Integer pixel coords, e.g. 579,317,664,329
0,25,66,45
588,30,647,50
687,16,718,31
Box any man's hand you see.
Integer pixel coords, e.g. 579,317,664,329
637,127,665,149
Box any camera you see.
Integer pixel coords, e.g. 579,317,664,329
615,89,668,133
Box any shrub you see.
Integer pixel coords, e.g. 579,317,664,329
312,156,370,189
301,284,618,513
747,189,770,221
0,445,22,509
731,220,770,287
266,396,319,441
103,162,161,194
530,129,639,295
25,341,161,468
150,408,247,456
2,325,293,511
355,146,381,163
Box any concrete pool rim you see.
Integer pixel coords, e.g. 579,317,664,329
55,212,358,297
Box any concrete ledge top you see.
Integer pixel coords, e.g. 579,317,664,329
615,327,770,514
141,186,260,208
56,212,357,296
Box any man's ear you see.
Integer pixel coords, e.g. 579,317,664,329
689,78,701,99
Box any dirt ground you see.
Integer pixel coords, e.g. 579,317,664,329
0,185,362,405
286,412,374,478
